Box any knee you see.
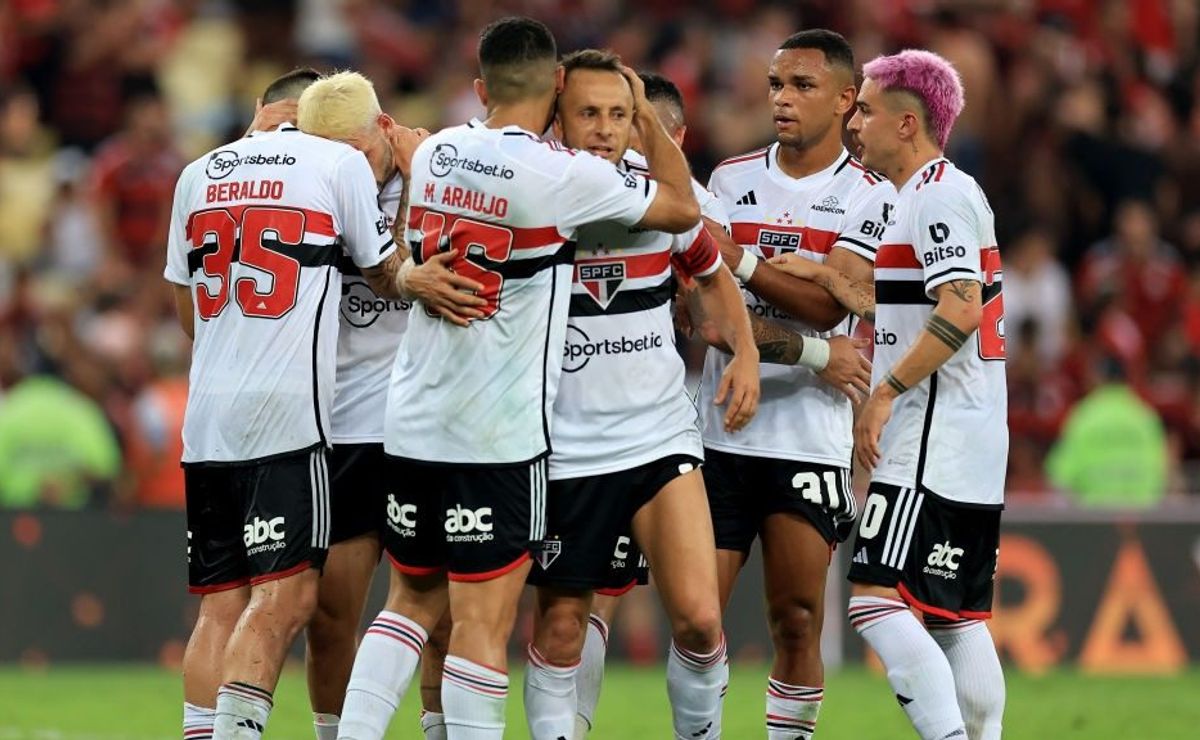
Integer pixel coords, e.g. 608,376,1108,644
768,598,820,653
670,605,723,653
251,576,319,634
535,606,588,664
306,602,355,651
959,674,1005,722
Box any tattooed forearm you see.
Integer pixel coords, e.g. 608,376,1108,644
885,371,908,395
815,269,875,322
750,314,803,365
362,251,405,299
945,278,978,303
925,313,970,351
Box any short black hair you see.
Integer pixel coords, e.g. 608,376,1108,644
478,17,558,102
778,29,855,75
561,48,622,78
639,72,683,115
262,67,320,105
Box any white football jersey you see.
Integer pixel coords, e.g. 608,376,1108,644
551,153,723,479
331,174,409,443
164,124,395,463
699,145,893,466
872,158,1008,505
385,120,658,465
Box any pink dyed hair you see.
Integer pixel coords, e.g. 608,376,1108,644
863,49,964,150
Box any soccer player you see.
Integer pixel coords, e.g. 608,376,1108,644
776,49,1007,740
168,71,472,740
521,50,757,740
339,17,706,740
695,30,893,740
293,71,450,740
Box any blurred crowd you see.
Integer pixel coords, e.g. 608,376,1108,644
1,0,1198,509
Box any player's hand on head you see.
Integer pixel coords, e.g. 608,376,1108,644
247,99,297,134
618,63,649,112
714,352,760,433
389,125,431,179
407,249,488,327
853,390,892,470
767,252,824,280
819,336,872,402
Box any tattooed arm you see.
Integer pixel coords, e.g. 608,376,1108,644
686,284,872,399
768,248,876,322
854,278,983,469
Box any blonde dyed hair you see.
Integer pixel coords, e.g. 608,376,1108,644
297,71,382,140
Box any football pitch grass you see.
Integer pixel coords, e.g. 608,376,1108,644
1,664,1197,738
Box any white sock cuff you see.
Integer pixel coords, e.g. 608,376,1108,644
218,681,274,709
420,710,446,731
766,678,824,702
670,634,727,672
184,702,216,719
443,655,509,695
365,610,429,655
587,614,610,646
528,644,581,677
313,711,339,725
848,595,910,633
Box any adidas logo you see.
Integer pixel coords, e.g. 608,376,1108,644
853,548,869,565
692,721,713,737
735,190,757,206
236,719,265,731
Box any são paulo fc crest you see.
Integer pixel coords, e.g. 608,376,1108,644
578,262,626,309
536,539,562,570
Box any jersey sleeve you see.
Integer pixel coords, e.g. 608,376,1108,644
333,150,397,269
835,181,891,263
696,182,730,233
163,161,200,286
915,183,982,299
670,222,721,279
555,151,658,235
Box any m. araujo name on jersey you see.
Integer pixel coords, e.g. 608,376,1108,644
699,144,892,466
384,120,658,466
332,173,410,444
551,152,726,480
164,123,395,464
871,158,1008,506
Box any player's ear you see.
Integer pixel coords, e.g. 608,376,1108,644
555,65,566,94
377,112,395,133
473,78,488,107
672,125,686,149
836,84,857,117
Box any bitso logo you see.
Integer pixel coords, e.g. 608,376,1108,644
206,150,240,180
243,516,286,555
923,541,965,580
386,494,418,537
341,280,411,328
444,505,495,543
578,261,626,309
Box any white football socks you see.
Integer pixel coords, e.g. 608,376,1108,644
213,682,273,739
184,701,215,740
765,678,822,739
849,596,966,740
573,614,609,737
928,617,1005,740
442,655,508,739
666,636,728,739
338,611,428,740
524,644,580,740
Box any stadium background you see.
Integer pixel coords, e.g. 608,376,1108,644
1,0,1199,737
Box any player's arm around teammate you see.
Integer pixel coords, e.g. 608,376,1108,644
689,258,760,432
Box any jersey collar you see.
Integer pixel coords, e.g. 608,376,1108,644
763,143,849,191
